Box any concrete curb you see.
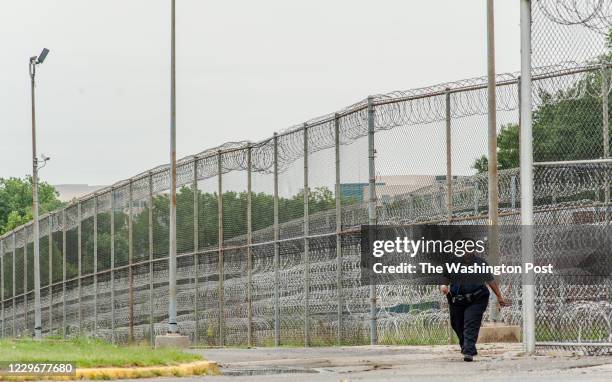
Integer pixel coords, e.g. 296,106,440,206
0,360,219,381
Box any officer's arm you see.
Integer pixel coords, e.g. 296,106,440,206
486,280,509,306
439,275,450,295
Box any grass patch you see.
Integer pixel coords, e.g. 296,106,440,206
0,338,202,368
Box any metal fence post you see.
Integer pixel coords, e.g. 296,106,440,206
273,133,280,347
437,185,445,213
408,194,414,219
110,189,115,343
128,181,134,343
1,239,4,338
520,0,535,354
602,63,610,221
77,201,82,335
193,159,200,346
367,96,378,345
473,183,480,215
168,0,178,339
23,228,28,332
445,88,453,222
93,196,98,336
517,75,522,136
246,145,253,347
514,74,521,324
12,233,15,337
445,88,453,343
217,151,225,347
62,210,66,338
303,124,310,346
148,173,154,344
334,114,342,345
511,176,517,209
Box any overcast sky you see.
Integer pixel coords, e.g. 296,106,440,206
1,0,520,185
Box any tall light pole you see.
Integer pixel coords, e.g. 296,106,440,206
29,47,50,340
486,0,500,322
168,0,178,335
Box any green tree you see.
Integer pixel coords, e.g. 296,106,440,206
473,29,612,173
0,177,63,234
472,123,520,173
473,65,610,173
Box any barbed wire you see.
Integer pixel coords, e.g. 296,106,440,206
537,0,612,34
0,61,606,242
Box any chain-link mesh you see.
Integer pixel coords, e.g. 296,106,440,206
0,1,610,353
530,0,611,352
533,0,611,67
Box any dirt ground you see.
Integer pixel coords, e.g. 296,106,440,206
124,343,612,382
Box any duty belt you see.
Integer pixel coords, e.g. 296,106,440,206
450,287,485,304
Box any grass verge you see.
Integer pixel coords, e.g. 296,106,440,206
0,337,202,368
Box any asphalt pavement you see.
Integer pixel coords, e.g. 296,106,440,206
119,343,612,382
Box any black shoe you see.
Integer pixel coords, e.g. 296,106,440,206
463,355,473,362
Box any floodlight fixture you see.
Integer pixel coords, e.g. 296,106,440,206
37,48,50,64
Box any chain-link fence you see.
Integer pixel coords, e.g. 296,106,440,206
529,0,612,353
0,1,610,352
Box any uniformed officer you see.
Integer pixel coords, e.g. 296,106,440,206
439,250,509,362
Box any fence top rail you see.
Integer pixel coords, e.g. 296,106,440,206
0,61,607,242
373,61,605,106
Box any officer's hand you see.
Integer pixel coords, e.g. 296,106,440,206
498,297,511,307
439,285,449,295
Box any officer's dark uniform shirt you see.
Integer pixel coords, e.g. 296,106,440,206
443,255,494,295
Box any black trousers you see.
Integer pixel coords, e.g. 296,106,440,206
448,292,489,356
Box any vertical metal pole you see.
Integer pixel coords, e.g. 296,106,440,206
110,190,115,342
518,76,522,129
515,76,521,215
367,96,378,345
445,88,453,343
77,202,82,335
93,196,98,336
0,239,5,338
48,218,52,334
62,210,66,338
520,0,536,354
511,176,517,210
193,160,200,345
128,181,134,343
473,183,480,215
602,63,610,221
408,194,414,219
246,146,253,347
487,0,500,322
334,114,343,345
603,64,610,160
446,89,453,222
303,124,310,347
12,233,16,337
217,151,224,346
23,229,28,332
273,133,280,347
148,173,154,344
167,0,179,336
30,60,42,340
486,0,498,200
